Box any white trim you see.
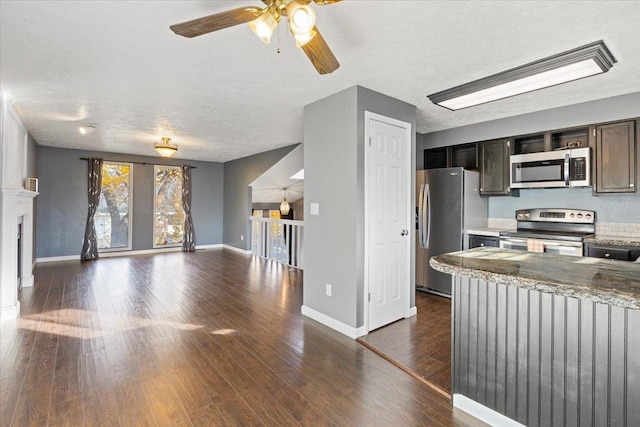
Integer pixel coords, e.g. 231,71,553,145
196,244,223,250
453,394,525,427
223,244,252,255
21,274,34,288
407,306,417,317
301,305,366,339
1,301,20,321
363,111,412,334
36,255,80,263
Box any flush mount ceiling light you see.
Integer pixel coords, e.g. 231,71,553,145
280,187,290,216
79,123,98,135
170,0,341,75
154,137,178,158
428,40,616,111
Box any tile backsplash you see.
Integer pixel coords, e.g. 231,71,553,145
595,222,640,238
488,218,517,229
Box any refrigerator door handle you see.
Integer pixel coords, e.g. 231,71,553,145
418,184,425,248
423,184,431,249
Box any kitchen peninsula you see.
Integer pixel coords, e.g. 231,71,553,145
431,247,640,427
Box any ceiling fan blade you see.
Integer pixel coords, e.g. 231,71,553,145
301,26,340,75
170,6,262,38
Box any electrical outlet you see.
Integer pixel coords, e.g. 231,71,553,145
326,283,332,296
240,235,244,241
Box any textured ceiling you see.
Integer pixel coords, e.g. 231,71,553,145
2,1,640,163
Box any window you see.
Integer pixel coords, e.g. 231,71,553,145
154,165,184,247
97,162,132,251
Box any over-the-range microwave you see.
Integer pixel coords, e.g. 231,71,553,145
510,147,590,189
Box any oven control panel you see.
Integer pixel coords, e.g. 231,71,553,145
515,208,595,224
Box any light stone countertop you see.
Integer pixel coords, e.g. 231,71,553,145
584,235,640,247
430,247,640,310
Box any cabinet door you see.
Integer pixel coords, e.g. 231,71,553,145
479,138,516,196
595,120,637,194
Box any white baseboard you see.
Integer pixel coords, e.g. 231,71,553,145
0,301,20,321
36,244,224,264
407,306,417,317
453,394,524,427
301,305,360,339
21,275,34,288
36,254,79,263
223,244,252,255
196,244,223,250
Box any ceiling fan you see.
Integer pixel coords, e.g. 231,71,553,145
170,0,341,75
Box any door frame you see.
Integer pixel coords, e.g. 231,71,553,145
363,111,412,335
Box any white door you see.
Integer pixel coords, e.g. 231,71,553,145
366,112,410,331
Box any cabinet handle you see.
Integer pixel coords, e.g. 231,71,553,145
630,183,634,187
480,243,485,247
605,253,611,257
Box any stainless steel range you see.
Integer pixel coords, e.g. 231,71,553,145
499,208,595,256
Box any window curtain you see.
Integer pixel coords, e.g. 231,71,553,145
81,158,103,261
181,165,196,252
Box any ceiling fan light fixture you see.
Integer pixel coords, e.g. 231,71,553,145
287,2,316,35
428,40,616,110
154,137,178,158
292,28,317,47
249,10,279,44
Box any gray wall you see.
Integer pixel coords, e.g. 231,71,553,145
36,146,224,258
304,85,416,330
422,92,640,222
223,145,298,250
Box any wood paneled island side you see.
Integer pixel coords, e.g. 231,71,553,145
431,247,640,427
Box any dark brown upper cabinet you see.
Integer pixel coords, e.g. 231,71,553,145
479,138,517,196
593,120,638,194
423,143,478,170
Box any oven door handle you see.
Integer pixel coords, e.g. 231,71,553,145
541,240,582,248
501,237,528,244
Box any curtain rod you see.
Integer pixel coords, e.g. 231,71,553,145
79,157,196,168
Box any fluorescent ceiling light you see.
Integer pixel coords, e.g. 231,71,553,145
290,169,304,179
428,40,616,111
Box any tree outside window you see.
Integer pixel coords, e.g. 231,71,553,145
154,166,184,246
97,162,132,250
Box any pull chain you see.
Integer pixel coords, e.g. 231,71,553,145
277,20,281,53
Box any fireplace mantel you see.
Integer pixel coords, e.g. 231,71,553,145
1,187,38,320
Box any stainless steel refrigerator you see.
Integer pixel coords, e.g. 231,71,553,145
416,167,487,296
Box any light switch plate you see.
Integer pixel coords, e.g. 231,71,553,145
310,203,319,215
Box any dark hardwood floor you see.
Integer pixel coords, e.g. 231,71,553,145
1,249,482,426
357,292,452,396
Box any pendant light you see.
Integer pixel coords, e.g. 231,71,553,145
280,186,290,216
